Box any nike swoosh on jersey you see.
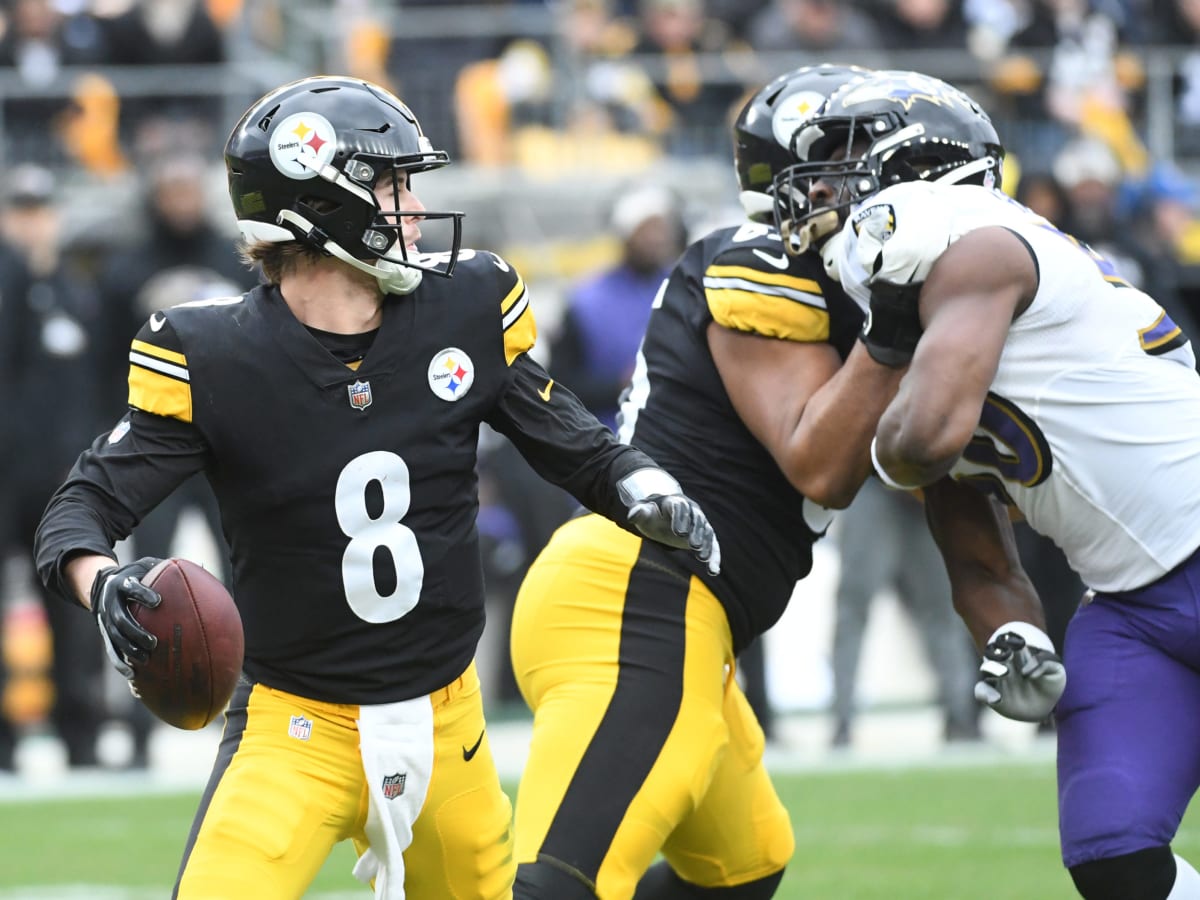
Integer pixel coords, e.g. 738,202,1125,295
149,313,166,332
752,248,790,270
462,729,485,761
538,379,554,402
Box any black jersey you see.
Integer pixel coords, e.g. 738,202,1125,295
618,222,863,651
36,250,658,704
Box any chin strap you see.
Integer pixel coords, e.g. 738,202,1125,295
782,208,840,256
274,210,425,295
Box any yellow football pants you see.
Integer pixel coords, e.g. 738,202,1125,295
510,514,793,900
174,660,514,899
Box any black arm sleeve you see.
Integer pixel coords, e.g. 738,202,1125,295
484,353,661,531
34,409,210,604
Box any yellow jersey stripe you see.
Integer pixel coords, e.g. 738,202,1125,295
128,367,193,423
706,264,821,295
130,339,187,367
500,276,527,317
503,291,537,365
706,288,830,342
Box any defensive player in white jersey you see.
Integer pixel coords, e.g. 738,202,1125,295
776,68,1200,900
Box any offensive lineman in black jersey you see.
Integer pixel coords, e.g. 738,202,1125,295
508,66,921,900
33,76,719,900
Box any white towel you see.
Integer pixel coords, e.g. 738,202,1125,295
353,696,436,900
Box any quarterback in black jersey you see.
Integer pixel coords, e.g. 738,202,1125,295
34,76,718,900
509,66,918,900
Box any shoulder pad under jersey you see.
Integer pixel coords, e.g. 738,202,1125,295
703,222,831,342
126,295,245,424
456,249,535,365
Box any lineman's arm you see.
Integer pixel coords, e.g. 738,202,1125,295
710,327,904,509
873,227,1038,488
922,476,1045,648
923,476,1064,722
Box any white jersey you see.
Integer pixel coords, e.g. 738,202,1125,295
827,180,1200,592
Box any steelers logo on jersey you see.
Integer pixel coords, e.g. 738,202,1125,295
428,348,475,401
269,112,338,180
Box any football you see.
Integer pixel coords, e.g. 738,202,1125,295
130,558,244,731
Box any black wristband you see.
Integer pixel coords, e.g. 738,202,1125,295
860,280,923,367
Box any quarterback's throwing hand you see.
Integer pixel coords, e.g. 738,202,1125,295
618,468,722,575
91,557,165,679
974,622,1066,723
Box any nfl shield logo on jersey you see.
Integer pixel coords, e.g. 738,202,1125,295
382,772,406,800
287,715,312,741
347,379,373,411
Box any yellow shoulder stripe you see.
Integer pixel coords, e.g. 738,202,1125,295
130,339,187,366
706,264,821,295
501,276,537,365
707,288,830,341
501,275,527,317
128,368,192,423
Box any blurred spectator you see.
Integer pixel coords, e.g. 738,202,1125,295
1119,161,1200,343
99,0,227,146
0,221,31,774
629,0,750,157
550,182,685,430
1014,167,1071,224
455,38,554,167
96,152,251,404
387,0,514,159
1148,0,1200,156
1047,134,1200,341
704,0,768,39
1052,135,1127,244
494,0,666,172
874,0,969,51
746,0,884,56
0,0,109,165
831,480,981,748
0,164,108,768
990,0,1144,164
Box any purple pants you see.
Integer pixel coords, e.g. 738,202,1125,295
1057,546,1200,868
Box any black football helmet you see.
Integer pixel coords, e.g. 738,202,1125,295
733,64,871,223
772,70,1005,254
224,75,463,293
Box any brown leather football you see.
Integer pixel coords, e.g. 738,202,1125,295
130,558,244,730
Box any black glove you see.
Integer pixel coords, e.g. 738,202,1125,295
860,279,923,367
91,557,164,679
617,469,722,575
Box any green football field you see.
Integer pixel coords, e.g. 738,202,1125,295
1,761,1195,898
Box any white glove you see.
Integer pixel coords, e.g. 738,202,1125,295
975,621,1066,722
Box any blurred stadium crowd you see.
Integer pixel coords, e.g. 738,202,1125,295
3,0,1200,774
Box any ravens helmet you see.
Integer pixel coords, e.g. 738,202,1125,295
733,64,871,223
224,75,463,294
772,70,1005,254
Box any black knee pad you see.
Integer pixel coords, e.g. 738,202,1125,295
514,856,598,900
633,861,785,900
1069,846,1176,900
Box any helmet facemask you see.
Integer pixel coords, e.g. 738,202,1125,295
772,85,1004,257
773,117,881,255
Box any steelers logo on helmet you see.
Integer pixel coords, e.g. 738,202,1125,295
269,112,338,180
771,91,826,149
428,348,475,402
